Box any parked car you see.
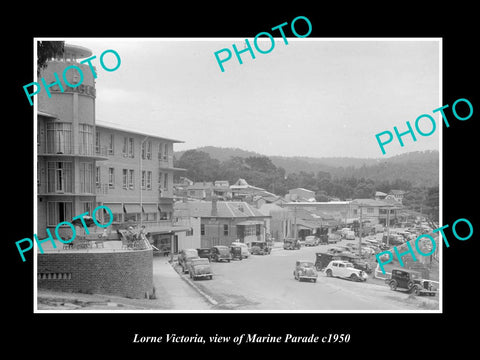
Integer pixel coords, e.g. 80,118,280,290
327,246,351,254
324,260,368,282
293,260,318,282
250,241,271,255
210,245,232,262
178,248,199,273
344,230,356,240
196,248,212,261
231,241,250,258
188,258,213,280
328,233,342,244
385,269,437,296
230,245,243,260
304,235,318,246
283,238,301,250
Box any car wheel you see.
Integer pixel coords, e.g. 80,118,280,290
389,280,398,291
209,275,213,280
313,279,317,283
413,286,420,296
350,273,359,281
326,269,333,277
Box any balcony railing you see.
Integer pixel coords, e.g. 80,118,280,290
39,143,110,157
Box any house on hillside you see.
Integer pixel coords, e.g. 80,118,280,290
230,178,266,201
286,188,316,202
387,189,406,204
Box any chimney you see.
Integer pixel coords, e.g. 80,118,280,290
211,195,218,216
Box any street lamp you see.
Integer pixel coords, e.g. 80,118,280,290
140,136,149,228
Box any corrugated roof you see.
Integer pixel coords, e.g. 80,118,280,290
177,201,268,219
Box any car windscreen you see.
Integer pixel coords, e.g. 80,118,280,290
185,250,198,258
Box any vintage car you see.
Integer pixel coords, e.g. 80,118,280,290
188,258,213,280
283,238,301,250
210,245,232,262
304,235,319,246
231,241,250,258
385,268,437,296
196,248,212,261
250,241,272,255
230,245,243,260
325,260,368,282
327,232,342,244
316,252,372,274
178,248,199,273
293,260,318,282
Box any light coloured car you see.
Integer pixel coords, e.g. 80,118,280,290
325,260,368,282
231,241,250,258
304,235,318,246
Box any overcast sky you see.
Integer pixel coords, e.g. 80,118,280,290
55,38,440,158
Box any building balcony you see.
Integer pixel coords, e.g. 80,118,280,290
37,144,109,160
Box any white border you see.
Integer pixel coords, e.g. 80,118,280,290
33,37,442,314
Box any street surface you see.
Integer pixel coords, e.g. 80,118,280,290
182,241,440,311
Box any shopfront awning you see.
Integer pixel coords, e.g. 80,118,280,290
124,203,141,213
142,204,158,213
103,203,123,214
158,203,174,213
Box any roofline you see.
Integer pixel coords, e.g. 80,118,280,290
95,120,184,143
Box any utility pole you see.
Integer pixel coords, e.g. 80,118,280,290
386,206,391,247
358,206,363,257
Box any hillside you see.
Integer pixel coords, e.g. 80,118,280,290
174,147,439,188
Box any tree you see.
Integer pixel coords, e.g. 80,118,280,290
37,41,65,75
176,150,220,182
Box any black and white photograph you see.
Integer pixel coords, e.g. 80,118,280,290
33,38,442,313
8,7,478,355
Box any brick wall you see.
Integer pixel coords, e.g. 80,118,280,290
38,249,153,299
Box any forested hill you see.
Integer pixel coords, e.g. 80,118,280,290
174,147,439,188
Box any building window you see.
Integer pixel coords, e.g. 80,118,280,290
367,207,374,214
141,170,146,190
108,168,115,188
129,138,134,158
353,209,358,215
122,137,128,156
79,162,94,193
79,124,94,155
164,172,168,189
201,224,205,236
128,169,134,189
163,143,169,161
142,140,152,160
224,224,229,236
122,137,134,158
147,171,152,190
108,134,114,155
95,131,100,154
47,162,72,193
158,143,163,160
186,228,193,236
143,212,157,222
81,201,93,214
47,202,73,226
46,122,72,154
96,166,100,187
122,169,128,189
160,211,171,220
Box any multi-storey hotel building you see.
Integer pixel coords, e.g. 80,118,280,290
36,43,187,252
